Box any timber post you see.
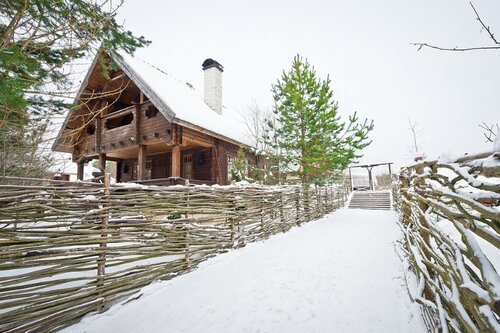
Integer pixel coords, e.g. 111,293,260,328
137,144,146,180
97,173,110,311
348,167,353,192
98,153,106,174
77,162,84,181
171,145,181,178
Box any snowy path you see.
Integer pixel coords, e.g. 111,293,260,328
63,209,425,333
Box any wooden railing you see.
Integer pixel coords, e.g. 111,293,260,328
102,104,136,121
0,177,349,332
131,177,215,186
396,151,499,332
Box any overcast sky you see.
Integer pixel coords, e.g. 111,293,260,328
116,0,499,172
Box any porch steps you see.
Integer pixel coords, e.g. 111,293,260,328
348,191,392,210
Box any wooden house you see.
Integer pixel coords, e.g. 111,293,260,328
52,53,255,185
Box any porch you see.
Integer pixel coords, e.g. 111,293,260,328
74,101,221,185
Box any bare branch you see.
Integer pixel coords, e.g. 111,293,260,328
478,122,499,143
469,2,498,45
413,1,499,52
412,43,500,52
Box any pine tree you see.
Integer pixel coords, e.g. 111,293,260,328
266,55,374,184
230,149,249,183
0,0,149,177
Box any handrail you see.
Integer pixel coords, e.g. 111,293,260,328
103,105,135,120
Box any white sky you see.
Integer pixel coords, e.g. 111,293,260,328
116,0,499,172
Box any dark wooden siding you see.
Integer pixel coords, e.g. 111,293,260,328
213,141,257,185
181,148,212,181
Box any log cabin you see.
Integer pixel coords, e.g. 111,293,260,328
52,52,256,185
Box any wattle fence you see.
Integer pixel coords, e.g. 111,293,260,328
0,177,348,332
395,151,500,333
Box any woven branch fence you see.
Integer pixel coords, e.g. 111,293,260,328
0,176,349,332
395,151,500,332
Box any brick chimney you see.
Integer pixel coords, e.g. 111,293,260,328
202,58,223,114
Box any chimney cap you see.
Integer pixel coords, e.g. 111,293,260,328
202,58,224,72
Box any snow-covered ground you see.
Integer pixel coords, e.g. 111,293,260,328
63,209,425,333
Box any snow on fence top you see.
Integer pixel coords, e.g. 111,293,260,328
0,177,349,332
395,150,500,333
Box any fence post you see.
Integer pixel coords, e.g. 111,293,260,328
400,172,411,225
303,185,310,223
414,158,432,257
260,192,266,238
184,227,190,269
316,186,321,218
279,190,285,228
97,173,110,311
295,186,301,226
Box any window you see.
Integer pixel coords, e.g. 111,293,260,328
105,113,133,129
132,160,152,180
227,155,235,182
145,161,152,180
86,124,95,135
183,155,193,179
145,105,159,119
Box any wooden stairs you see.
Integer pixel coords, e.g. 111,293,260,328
348,191,392,210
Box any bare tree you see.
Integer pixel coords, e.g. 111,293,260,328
479,122,499,143
408,118,424,156
413,2,499,52
240,101,270,152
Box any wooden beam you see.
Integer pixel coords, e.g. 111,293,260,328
95,101,107,153
350,162,393,169
137,145,147,180
99,153,106,174
134,102,141,144
348,167,353,192
367,167,374,191
116,161,122,183
211,144,219,184
171,145,181,177
77,163,84,180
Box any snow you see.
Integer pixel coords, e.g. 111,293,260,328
48,161,100,181
438,151,460,164
117,54,253,147
62,209,425,333
494,133,500,152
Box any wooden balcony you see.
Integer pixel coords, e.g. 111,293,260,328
101,105,136,149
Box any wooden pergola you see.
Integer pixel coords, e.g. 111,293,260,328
348,162,393,191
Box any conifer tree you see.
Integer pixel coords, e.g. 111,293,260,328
0,0,149,177
266,55,374,184
230,149,249,183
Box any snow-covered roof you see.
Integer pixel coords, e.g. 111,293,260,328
52,52,253,153
114,53,252,147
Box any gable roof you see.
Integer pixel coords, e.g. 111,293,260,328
117,54,251,146
52,52,252,153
